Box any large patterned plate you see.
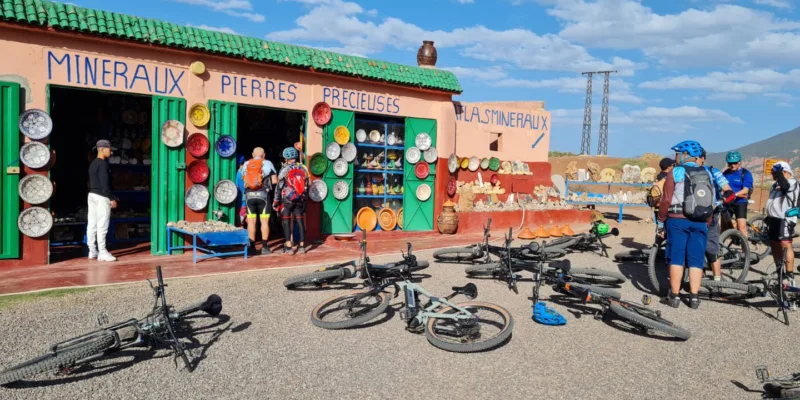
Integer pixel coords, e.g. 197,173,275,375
423,147,438,164
161,120,184,147
448,154,458,173
20,142,50,169
415,133,432,151
19,109,53,140
215,135,236,158
17,206,53,237
333,180,349,200
309,179,328,202
406,147,421,164
326,142,341,160
214,179,237,205
342,142,357,163
333,158,348,177
309,152,328,176
186,184,210,211
18,174,53,205
416,183,432,201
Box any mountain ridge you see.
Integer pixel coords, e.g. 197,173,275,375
704,126,800,173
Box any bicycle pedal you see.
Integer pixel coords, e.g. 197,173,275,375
96,312,109,327
756,365,770,383
642,295,652,306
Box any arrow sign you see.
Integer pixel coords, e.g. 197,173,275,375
531,133,545,149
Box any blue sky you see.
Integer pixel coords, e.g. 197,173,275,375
66,0,800,157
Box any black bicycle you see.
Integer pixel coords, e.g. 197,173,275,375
0,266,223,386
283,230,429,289
548,220,620,258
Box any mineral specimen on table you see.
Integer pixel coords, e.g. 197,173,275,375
640,167,656,183
166,220,239,233
565,161,578,180
587,161,600,181
599,168,616,182
457,184,476,212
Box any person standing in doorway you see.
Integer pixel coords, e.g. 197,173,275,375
87,139,118,262
241,147,278,255
274,147,310,254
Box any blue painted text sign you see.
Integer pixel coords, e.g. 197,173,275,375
220,74,298,102
322,87,400,114
455,104,549,131
47,50,186,96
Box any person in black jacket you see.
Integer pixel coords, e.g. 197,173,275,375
87,139,118,262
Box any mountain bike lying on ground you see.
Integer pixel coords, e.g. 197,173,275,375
756,365,800,399
310,241,513,353
432,218,566,264
545,220,620,258
698,247,799,326
284,230,429,290
0,266,223,386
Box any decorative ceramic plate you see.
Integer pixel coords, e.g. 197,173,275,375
416,183,432,201
19,109,53,140
448,154,458,173
378,208,397,231
397,208,403,229
414,162,430,179
415,133,432,151
309,153,328,176
423,147,438,164
17,206,53,237
20,142,50,169
18,174,53,205
309,179,328,202
406,147,421,164
187,133,210,158
326,142,341,160
213,179,238,205
334,125,350,145
511,160,525,174
356,129,367,142
341,142,357,162
490,174,499,185
523,163,530,173
215,135,236,157
489,157,501,171
187,159,209,183
333,158,348,177
189,103,211,127
161,120,184,147
480,158,490,170
312,102,332,126
333,180,349,200
357,207,377,231
468,156,480,172
460,157,469,169
447,177,457,197
387,133,397,146
185,184,210,211
501,161,512,174
369,130,382,143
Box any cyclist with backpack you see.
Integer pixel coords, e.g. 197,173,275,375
766,162,799,294
273,147,310,254
722,151,754,237
697,149,736,281
657,140,717,309
241,147,278,255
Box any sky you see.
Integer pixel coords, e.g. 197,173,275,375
65,0,800,157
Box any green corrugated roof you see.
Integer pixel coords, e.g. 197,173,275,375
0,0,462,94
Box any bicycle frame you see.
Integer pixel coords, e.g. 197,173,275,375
398,280,477,328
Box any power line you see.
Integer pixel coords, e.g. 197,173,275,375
580,72,593,155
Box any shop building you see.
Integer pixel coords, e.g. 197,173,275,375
0,1,574,269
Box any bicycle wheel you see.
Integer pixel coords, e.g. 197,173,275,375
409,261,430,272
284,269,349,289
425,302,514,353
0,332,116,385
614,249,649,263
566,282,621,300
465,263,505,276
608,302,690,340
433,247,481,263
718,229,751,283
747,215,772,260
699,279,758,296
310,290,391,330
543,236,578,249
648,243,668,295
566,268,627,286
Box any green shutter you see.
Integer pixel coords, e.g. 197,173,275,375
403,117,437,231
321,109,354,234
207,101,238,222
151,96,186,255
0,82,20,259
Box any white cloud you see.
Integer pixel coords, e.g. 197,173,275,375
442,66,509,81
776,102,793,107
186,24,238,34
753,0,792,9
639,68,800,98
365,9,378,17
764,92,793,100
549,106,700,133
629,106,743,123
707,93,747,101
457,0,475,3
171,0,265,22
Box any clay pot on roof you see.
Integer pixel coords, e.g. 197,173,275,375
417,41,438,68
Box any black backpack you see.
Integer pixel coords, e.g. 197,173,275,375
683,166,715,222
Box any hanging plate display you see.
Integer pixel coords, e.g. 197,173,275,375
480,158,490,170
423,147,438,164
214,179,238,205
369,130,382,143
447,177,457,197
468,156,480,172
185,184,210,211
189,103,211,127
459,157,469,170
215,135,236,158
489,157,501,171
414,162,430,179
397,208,403,230
161,120,184,147
187,160,209,183
341,142,357,163
356,129,367,142
312,102,332,126
406,147,421,164
309,179,328,202
325,142,341,160
186,133,210,158
333,180,349,200
19,142,51,169
416,183,432,201
448,154,458,173
357,207,377,231
17,206,53,238
415,133,432,151
378,208,397,231
333,158,348,177
19,109,53,140
334,126,350,145
309,153,329,176
18,174,53,205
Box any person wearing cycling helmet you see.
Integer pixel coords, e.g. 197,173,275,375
722,151,754,237
657,140,716,309
697,149,735,281
240,147,279,255
274,146,310,254
767,161,799,293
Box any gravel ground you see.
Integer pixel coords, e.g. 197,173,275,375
0,224,798,400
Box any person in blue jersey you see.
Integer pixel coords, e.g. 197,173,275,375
722,151,754,237
697,150,736,281
235,155,246,226
657,140,717,309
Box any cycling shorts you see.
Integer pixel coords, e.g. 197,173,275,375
245,191,271,218
280,202,305,218
731,203,748,219
767,217,795,242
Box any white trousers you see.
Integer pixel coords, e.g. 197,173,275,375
87,193,111,253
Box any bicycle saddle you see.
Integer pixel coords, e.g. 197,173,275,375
526,241,541,253
451,283,478,299
548,259,571,272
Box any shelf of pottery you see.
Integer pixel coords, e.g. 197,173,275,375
352,118,405,231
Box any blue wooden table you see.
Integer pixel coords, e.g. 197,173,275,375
565,180,652,223
167,227,249,263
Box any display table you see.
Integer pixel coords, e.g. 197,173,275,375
167,227,249,263
565,180,651,223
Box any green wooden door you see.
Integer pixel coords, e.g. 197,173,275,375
321,109,354,234
207,101,238,222
151,96,186,255
403,117,437,231
0,82,20,259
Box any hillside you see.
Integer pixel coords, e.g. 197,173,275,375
705,126,800,172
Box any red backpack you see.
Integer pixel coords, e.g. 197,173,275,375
282,164,307,202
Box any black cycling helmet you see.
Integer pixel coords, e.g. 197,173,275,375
659,157,675,171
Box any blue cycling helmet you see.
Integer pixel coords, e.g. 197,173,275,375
282,147,298,160
237,155,246,167
726,151,742,163
670,140,703,158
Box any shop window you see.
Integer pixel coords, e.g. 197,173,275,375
489,132,502,152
